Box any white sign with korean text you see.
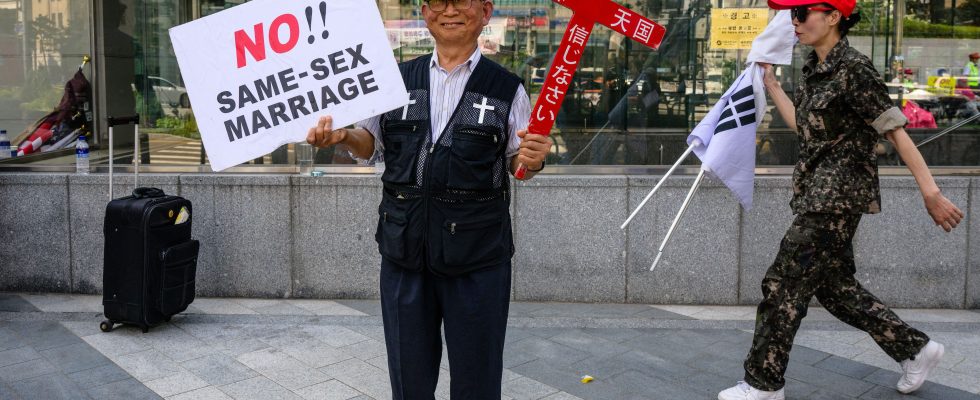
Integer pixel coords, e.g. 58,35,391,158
170,0,409,171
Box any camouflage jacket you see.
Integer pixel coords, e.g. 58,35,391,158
791,38,907,215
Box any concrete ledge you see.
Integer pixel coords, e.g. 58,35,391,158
0,174,70,292
0,173,975,308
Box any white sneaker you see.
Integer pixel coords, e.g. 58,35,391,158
718,381,785,400
897,340,944,393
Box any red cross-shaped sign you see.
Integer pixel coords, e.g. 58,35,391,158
515,0,667,179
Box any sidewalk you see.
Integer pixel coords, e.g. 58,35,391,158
1,293,979,400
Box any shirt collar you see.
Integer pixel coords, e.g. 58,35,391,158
803,37,849,77
430,46,483,73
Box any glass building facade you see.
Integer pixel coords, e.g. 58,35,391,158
1,0,979,170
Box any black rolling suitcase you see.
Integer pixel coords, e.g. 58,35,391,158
100,115,199,333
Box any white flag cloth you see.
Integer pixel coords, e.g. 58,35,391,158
686,10,795,209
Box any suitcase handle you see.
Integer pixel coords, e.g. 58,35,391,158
132,187,165,199
107,114,141,201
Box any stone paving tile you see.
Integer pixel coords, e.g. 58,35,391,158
236,348,330,391
339,337,387,361
3,321,84,351
0,346,41,368
0,358,59,383
858,385,928,400
218,375,303,400
181,353,260,386
501,376,560,400
252,302,316,316
67,363,133,389
293,379,363,400
113,349,182,382
303,325,371,348
547,330,633,358
280,339,354,369
86,377,163,400
540,392,585,400
17,293,76,308
0,293,39,312
505,336,591,368
30,296,102,313
785,361,877,396
508,302,549,317
0,326,25,352
40,342,112,374
81,329,154,357
289,300,367,316
333,300,384,316
570,327,643,344
814,355,881,380
320,358,392,400
526,302,654,318
8,372,88,400
168,385,235,400
0,381,21,400
188,299,259,315
862,369,979,400
145,369,210,397
61,320,106,338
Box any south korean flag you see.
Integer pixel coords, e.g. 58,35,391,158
686,10,795,210
686,66,765,210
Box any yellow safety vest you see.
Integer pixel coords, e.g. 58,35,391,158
967,62,979,87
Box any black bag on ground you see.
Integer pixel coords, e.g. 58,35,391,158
101,187,198,333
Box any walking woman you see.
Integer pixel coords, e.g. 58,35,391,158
718,0,965,399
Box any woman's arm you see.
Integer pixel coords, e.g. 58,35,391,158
886,127,964,232
760,63,797,132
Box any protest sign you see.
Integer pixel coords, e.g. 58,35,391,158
170,0,409,171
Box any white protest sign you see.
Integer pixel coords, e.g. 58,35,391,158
170,0,409,171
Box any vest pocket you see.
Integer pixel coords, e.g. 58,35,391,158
441,214,505,267
448,124,501,190
376,207,408,260
382,121,423,184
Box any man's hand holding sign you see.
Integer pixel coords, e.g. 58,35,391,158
169,0,409,171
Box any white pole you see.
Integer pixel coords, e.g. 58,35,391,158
621,138,701,230
109,125,114,201
650,168,706,272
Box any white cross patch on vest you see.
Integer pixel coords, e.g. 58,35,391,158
401,96,417,120
472,96,495,124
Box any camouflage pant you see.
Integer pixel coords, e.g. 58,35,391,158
743,213,930,391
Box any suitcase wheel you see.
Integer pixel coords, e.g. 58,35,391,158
99,320,114,333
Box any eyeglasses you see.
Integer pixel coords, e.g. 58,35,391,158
425,0,481,12
791,5,835,23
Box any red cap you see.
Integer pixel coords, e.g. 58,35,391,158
970,52,980,60
768,0,856,17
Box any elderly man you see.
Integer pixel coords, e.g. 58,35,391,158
306,0,551,398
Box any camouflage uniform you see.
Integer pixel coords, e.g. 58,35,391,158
743,38,930,391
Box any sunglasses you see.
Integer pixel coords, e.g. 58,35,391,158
791,5,835,22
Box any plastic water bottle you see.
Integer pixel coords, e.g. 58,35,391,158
76,135,90,174
0,130,9,160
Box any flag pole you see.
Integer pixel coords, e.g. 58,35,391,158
650,167,706,271
621,138,701,230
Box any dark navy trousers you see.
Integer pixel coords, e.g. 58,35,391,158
379,258,511,400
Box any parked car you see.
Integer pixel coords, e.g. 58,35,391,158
148,76,190,109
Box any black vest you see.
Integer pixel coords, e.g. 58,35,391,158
374,54,522,276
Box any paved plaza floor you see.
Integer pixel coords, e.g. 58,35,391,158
1,293,979,400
